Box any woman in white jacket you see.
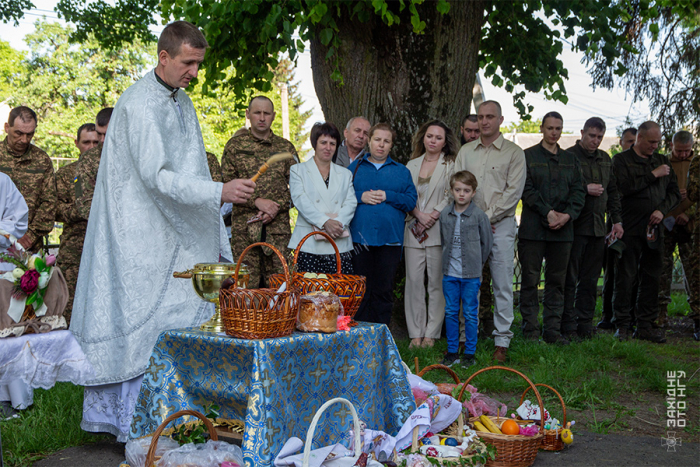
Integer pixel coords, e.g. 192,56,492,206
289,122,357,273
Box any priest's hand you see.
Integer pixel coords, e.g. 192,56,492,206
222,179,256,204
17,234,33,250
255,198,280,220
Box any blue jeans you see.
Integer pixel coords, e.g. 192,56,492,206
443,275,481,354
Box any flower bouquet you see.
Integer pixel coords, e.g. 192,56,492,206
0,230,67,337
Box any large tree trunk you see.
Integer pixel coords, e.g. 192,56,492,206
310,0,486,163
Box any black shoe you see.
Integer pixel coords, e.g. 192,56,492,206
633,327,667,344
694,320,700,341
544,334,570,346
442,352,461,367
577,328,595,341
597,320,614,330
562,331,580,342
694,330,700,342
523,331,540,341
1,401,19,421
614,327,630,341
461,354,476,367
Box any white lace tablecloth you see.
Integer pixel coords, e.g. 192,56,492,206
0,330,94,388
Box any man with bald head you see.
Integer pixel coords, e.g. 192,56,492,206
334,116,370,168
222,95,298,288
455,100,526,362
612,121,680,343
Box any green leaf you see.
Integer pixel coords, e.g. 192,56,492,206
26,293,37,306
436,0,451,15
319,27,334,46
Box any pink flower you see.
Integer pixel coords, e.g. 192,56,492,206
20,269,40,294
45,254,56,267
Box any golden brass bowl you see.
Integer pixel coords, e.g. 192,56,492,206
175,262,249,333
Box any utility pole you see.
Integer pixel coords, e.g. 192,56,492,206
280,82,290,140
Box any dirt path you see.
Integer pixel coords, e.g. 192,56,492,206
31,431,700,466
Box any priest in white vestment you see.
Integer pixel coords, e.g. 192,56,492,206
69,21,255,441
0,171,32,419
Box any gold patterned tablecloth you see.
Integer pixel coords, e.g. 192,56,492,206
129,322,415,467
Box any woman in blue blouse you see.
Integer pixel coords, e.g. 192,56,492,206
349,123,418,325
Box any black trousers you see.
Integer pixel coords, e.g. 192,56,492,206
563,235,605,333
352,245,403,325
518,239,572,341
613,236,662,329
602,248,638,325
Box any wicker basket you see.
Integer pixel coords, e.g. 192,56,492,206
268,230,366,318
519,383,567,451
458,366,545,467
219,242,299,339
416,364,465,441
122,410,218,467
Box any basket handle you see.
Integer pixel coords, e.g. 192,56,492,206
460,366,546,431
519,383,567,426
293,230,342,274
302,397,361,467
416,364,461,385
145,410,218,466
234,242,290,286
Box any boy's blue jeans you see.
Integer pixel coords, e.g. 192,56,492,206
443,275,481,354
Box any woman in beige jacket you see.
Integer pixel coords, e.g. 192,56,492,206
404,120,458,348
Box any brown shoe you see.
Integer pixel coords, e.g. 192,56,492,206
493,346,507,363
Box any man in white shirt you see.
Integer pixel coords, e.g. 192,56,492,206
454,100,526,362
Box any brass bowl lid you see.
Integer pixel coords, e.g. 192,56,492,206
192,262,248,275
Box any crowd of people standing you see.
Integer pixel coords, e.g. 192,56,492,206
1,20,698,437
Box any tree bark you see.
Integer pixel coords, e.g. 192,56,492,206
310,0,486,163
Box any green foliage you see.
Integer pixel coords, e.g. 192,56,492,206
0,39,26,101
587,0,700,137
504,119,543,134
0,20,309,163
171,403,220,445
192,58,311,159
4,21,152,162
0,0,33,24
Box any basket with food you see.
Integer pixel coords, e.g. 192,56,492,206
219,242,298,339
268,231,365,319
458,366,545,467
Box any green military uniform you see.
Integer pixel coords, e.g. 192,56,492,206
519,142,586,342
0,138,56,252
562,143,622,336
55,160,87,324
685,155,699,333
612,148,681,334
221,129,297,288
72,144,103,222
658,153,696,325
206,151,222,183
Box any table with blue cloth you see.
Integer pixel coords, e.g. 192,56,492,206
129,322,415,467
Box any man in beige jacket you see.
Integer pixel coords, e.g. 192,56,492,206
454,101,526,362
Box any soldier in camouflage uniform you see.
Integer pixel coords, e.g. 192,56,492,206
55,123,98,324
0,106,56,253
686,147,699,340
658,131,696,327
207,151,222,182
221,96,298,288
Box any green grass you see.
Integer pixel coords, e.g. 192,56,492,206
1,383,108,466
397,293,699,436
